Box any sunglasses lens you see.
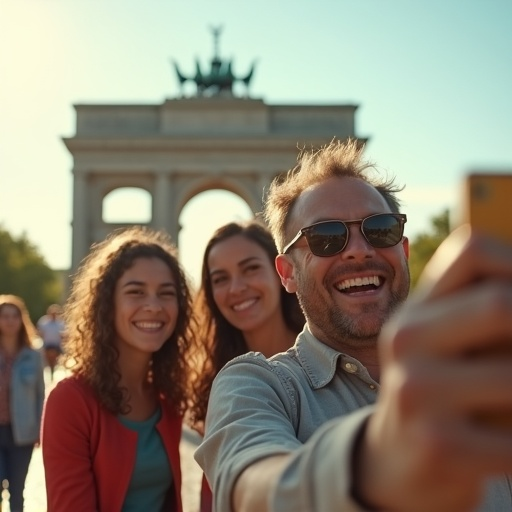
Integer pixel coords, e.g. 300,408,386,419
362,215,403,248
306,222,348,256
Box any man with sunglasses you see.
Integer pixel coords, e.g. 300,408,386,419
195,139,512,512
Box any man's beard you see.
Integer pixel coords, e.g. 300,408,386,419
296,266,409,350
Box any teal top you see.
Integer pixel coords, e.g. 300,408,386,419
119,407,172,512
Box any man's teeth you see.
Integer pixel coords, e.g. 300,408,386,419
337,276,381,291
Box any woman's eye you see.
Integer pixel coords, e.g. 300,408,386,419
212,275,227,286
245,264,260,274
126,288,143,295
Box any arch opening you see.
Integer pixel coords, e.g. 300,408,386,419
102,187,152,224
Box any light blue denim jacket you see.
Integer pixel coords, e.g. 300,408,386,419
8,347,45,445
195,325,512,512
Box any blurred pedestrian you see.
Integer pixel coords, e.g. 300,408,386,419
0,294,45,512
188,219,305,511
37,303,65,381
41,226,197,512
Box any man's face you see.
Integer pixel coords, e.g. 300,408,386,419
276,176,410,352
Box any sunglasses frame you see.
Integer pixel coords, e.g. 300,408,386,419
282,213,407,257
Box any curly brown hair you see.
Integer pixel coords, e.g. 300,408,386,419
0,294,39,349
188,219,305,431
264,138,404,253
63,226,196,416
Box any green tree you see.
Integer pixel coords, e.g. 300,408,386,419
0,225,62,322
409,209,451,289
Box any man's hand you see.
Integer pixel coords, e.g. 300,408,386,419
355,226,512,512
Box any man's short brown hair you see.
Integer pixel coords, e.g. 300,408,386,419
263,138,404,253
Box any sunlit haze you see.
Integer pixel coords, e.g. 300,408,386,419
1,0,511,288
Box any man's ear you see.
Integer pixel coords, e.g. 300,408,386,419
275,254,298,293
402,236,410,259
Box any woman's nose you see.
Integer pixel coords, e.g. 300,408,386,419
229,275,248,293
142,296,164,311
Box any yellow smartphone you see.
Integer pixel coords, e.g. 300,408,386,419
463,173,512,244
463,172,512,429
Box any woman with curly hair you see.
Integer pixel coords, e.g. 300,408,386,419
0,295,45,512
189,219,305,511
41,226,196,512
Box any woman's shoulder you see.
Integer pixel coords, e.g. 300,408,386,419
48,375,95,403
15,346,44,368
44,375,102,428
19,345,43,359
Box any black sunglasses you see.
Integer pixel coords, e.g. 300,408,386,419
282,213,407,257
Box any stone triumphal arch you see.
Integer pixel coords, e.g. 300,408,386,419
63,30,365,272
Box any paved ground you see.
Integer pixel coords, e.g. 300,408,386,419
3,367,203,512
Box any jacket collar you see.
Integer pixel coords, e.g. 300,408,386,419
293,324,343,389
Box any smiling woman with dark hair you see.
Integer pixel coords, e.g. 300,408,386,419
41,226,197,512
188,219,305,511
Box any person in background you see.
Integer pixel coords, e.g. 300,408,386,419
37,303,65,381
195,139,512,512
188,219,305,511
0,294,45,512
41,226,197,512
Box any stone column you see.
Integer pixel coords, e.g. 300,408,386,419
152,171,176,238
71,169,90,272
166,175,180,247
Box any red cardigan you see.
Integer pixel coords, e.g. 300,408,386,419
200,473,213,512
41,376,183,512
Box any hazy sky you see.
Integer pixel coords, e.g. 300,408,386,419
1,0,511,286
